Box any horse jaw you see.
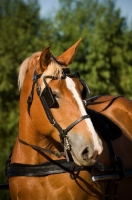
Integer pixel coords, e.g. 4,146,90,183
57,38,82,65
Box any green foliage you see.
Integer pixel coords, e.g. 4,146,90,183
0,0,132,198
0,0,50,198
52,0,132,97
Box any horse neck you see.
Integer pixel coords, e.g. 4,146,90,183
12,109,63,165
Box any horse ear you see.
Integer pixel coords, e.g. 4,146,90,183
57,38,82,65
40,46,51,71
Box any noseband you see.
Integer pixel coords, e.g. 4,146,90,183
19,63,90,161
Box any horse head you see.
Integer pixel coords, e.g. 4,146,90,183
17,39,103,167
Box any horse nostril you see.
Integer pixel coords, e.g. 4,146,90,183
91,150,98,160
81,147,89,160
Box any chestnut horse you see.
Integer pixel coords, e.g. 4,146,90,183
6,39,132,199
7,39,104,200
86,95,132,199
87,95,132,140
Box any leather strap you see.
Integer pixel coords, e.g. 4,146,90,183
62,115,90,138
5,159,90,178
18,136,65,158
85,95,123,107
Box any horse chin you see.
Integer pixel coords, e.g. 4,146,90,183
72,156,97,167
70,150,98,167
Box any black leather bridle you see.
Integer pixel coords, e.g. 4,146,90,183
18,59,90,161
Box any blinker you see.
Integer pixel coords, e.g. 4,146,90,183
40,85,56,108
39,75,59,108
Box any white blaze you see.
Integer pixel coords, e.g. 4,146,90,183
65,77,102,154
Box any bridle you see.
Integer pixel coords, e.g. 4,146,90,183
19,57,90,161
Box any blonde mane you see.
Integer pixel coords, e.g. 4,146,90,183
18,52,63,91
18,52,41,90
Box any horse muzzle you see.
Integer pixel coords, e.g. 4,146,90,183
67,133,103,166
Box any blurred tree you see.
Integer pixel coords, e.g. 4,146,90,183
0,0,52,198
52,0,132,97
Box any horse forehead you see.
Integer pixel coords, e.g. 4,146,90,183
65,77,80,97
65,77,80,91
65,77,86,112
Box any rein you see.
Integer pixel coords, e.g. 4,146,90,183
18,136,65,158
85,95,123,112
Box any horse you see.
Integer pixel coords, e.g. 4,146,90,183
86,95,132,140
85,95,132,199
6,39,132,200
7,39,104,200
